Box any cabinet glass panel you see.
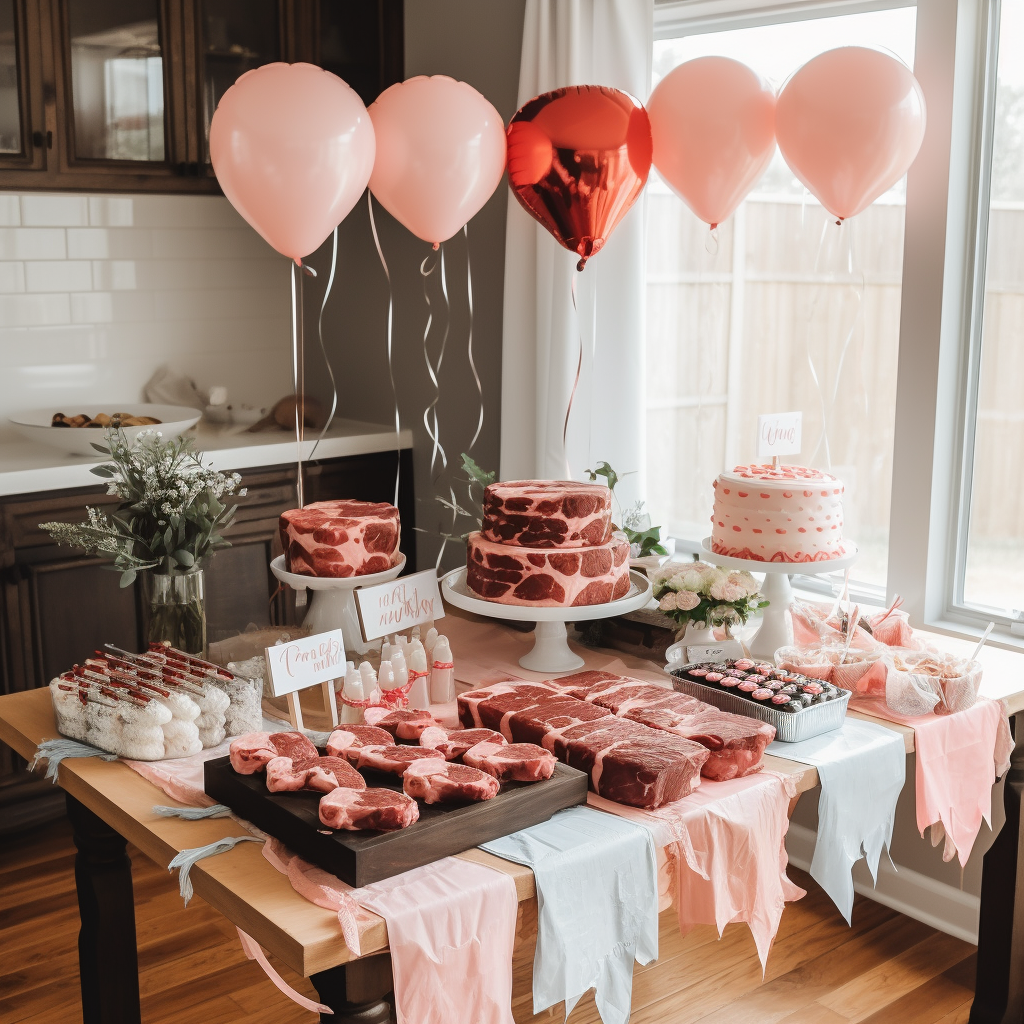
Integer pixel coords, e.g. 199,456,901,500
202,0,280,144
318,0,381,106
0,0,21,154
68,0,166,161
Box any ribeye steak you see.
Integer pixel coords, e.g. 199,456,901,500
319,787,419,831
402,760,500,804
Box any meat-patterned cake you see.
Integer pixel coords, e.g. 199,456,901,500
280,499,400,578
481,480,612,547
710,464,845,562
467,530,630,607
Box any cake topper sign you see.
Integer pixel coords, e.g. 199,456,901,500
355,569,444,642
757,412,802,459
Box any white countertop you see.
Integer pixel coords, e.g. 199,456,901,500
0,417,413,497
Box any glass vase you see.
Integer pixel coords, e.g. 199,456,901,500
145,570,207,655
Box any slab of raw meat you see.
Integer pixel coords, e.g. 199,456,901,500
466,530,631,607
462,741,556,782
560,673,775,782
280,500,400,578
265,755,367,794
402,760,500,804
364,707,438,740
356,745,447,777
480,480,613,548
325,725,393,763
229,731,318,774
420,727,506,760
458,682,556,729
319,787,420,831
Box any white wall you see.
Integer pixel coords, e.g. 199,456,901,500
0,191,291,436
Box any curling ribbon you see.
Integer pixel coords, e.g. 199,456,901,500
308,225,340,464
420,245,450,480
338,678,414,711
367,192,402,506
236,928,333,1016
464,223,483,453
564,273,585,479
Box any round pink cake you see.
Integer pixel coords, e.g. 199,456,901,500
280,500,400,578
466,530,630,607
710,464,845,563
481,479,612,548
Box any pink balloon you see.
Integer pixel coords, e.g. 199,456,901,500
776,47,926,221
210,63,375,263
368,75,507,246
648,57,776,228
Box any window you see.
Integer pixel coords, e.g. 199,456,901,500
646,6,917,594
954,2,1024,624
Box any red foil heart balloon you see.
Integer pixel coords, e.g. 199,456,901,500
507,85,653,270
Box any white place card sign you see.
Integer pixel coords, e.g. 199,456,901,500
355,569,444,642
686,641,746,664
757,412,802,459
265,628,344,731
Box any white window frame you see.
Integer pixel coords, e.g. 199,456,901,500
653,0,1021,649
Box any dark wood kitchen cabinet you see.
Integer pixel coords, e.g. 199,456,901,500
0,0,402,193
0,449,415,833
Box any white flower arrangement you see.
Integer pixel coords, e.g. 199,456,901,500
651,560,767,631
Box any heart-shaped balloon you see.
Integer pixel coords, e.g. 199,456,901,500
368,75,507,246
776,47,926,221
648,57,776,229
209,63,375,263
507,86,652,270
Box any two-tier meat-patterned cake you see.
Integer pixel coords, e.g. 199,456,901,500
280,499,401,577
466,480,631,607
710,464,846,562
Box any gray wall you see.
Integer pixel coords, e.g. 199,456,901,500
301,0,526,571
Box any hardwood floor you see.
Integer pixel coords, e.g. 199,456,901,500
0,816,978,1024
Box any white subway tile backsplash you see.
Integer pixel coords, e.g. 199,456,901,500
0,196,21,226
0,263,25,293
0,192,289,420
25,260,93,293
0,293,71,327
0,228,67,261
88,197,134,227
20,194,89,227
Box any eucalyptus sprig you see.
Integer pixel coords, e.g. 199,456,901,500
40,429,245,587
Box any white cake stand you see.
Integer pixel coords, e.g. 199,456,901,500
699,539,858,661
439,567,653,674
270,553,407,660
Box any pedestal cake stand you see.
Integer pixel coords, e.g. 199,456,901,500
699,539,858,661
440,567,653,675
270,553,406,661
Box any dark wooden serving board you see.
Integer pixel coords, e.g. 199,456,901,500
204,756,588,887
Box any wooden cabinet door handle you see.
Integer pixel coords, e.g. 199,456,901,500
31,130,53,149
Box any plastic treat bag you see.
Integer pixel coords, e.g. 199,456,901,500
886,649,982,716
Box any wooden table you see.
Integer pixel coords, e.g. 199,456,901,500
1,627,1023,1024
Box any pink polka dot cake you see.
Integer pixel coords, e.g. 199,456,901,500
710,464,846,563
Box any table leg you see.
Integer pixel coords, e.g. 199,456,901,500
311,953,393,1024
971,714,1024,1024
65,793,142,1024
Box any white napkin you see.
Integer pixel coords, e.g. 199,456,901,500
482,806,659,1024
768,717,905,922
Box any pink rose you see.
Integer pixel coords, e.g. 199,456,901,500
675,590,701,611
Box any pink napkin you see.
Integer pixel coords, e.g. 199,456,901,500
264,841,517,1024
851,696,1012,865
589,772,804,969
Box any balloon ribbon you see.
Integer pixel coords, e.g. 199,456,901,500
564,272,584,478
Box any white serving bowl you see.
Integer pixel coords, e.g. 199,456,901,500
9,404,202,459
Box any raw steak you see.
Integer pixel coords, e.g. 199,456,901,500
356,745,447,777
481,480,613,547
457,682,557,729
325,725,393,763
558,672,775,782
402,760,500,804
466,531,631,607
420,727,506,760
319,787,419,831
462,741,556,782
279,500,400,578
229,731,318,774
364,707,438,740
265,755,366,794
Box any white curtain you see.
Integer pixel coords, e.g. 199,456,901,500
499,0,654,507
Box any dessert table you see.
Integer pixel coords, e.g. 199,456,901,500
1,611,1022,1024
